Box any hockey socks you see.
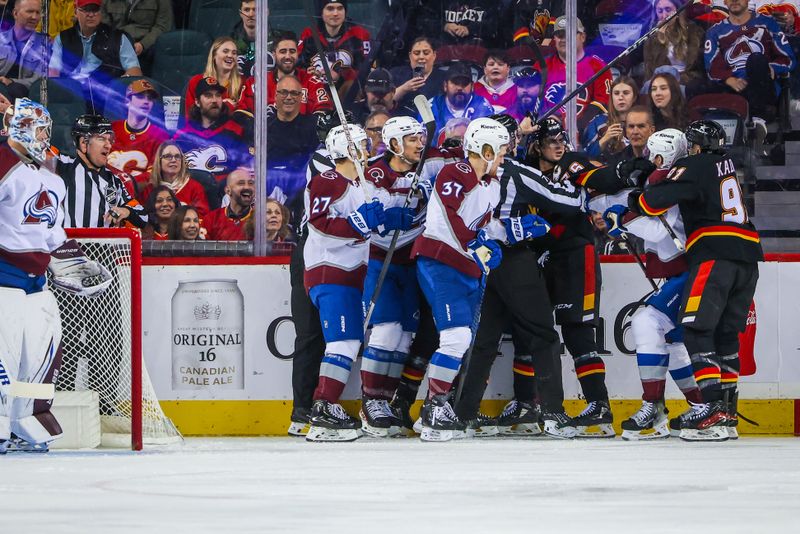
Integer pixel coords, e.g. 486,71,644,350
573,352,609,402
512,354,536,403
360,346,395,400
394,353,428,402
690,351,723,402
427,351,462,398
636,352,668,402
313,353,354,403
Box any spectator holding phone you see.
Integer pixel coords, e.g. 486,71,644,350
390,37,447,116
583,76,639,158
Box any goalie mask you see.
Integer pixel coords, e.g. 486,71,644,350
382,116,424,160
646,128,687,169
325,124,370,161
8,98,52,164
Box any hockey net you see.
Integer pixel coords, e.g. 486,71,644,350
52,228,181,450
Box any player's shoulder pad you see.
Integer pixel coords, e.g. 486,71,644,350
444,160,474,177
366,159,390,185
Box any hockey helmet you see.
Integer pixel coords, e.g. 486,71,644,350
533,116,568,146
382,116,424,156
325,124,369,161
71,114,113,148
316,109,356,143
8,98,52,163
646,128,688,169
463,117,510,163
489,113,519,151
685,120,726,153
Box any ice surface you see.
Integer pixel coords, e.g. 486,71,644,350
3,437,799,533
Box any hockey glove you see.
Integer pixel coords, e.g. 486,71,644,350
627,189,644,215
468,230,503,274
503,214,551,244
383,207,415,233
602,205,629,238
616,157,656,188
48,240,113,297
348,200,386,238
414,179,433,202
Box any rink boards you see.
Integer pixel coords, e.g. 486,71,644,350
140,255,800,436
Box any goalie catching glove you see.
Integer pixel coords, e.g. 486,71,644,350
502,214,550,244
48,240,113,297
467,229,503,275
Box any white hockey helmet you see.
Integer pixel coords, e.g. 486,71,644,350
463,117,510,163
382,116,424,156
8,98,52,163
325,124,369,161
646,128,687,169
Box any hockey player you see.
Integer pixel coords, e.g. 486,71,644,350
453,113,588,439
359,116,423,437
0,99,111,453
591,129,703,440
304,123,403,442
633,120,763,442
57,114,147,229
410,117,510,442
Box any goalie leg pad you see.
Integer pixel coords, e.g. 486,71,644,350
0,287,26,438
11,290,63,445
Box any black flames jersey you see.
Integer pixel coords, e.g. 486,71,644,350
639,153,763,265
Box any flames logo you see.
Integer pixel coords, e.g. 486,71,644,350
22,187,59,227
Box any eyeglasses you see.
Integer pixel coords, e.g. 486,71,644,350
275,89,302,98
161,154,182,160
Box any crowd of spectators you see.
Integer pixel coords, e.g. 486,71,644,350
0,0,798,250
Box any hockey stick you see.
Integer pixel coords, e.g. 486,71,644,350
658,214,685,252
302,0,368,182
0,355,55,400
454,273,488,405
606,210,658,291
362,94,437,333
538,0,697,122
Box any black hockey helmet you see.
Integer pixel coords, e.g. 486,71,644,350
685,120,726,153
316,109,356,143
72,114,113,147
489,113,519,138
533,116,568,146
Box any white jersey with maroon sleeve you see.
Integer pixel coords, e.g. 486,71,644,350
304,170,371,291
0,143,67,277
412,161,505,278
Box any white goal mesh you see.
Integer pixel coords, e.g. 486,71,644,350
52,229,181,449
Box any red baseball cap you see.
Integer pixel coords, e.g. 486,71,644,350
76,0,102,8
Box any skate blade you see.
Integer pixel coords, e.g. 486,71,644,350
287,422,309,437
621,426,670,441
576,424,616,438
420,427,454,442
542,424,577,439
498,423,543,436
387,425,405,437
727,427,739,440
360,420,391,438
679,427,729,442
471,426,499,438
305,426,360,442
412,418,423,434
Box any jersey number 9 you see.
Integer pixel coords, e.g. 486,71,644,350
720,176,746,224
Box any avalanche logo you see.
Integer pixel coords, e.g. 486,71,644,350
724,29,766,71
22,187,59,227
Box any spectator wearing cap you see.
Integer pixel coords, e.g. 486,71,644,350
351,68,399,122
427,61,493,137
247,32,331,116
542,16,610,130
298,1,371,91
49,0,143,82
108,79,170,189
101,0,173,69
174,76,252,183
441,0,499,47
474,49,517,114
390,36,447,116
506,68,541,122
184,36,243,120
0,0,49,97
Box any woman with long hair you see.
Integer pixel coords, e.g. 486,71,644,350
390,37,447,115
244,198,295,242
184,37,244,119
583,76,639,157
140,141,210,217
167,205,203,241
648,72,688,130
143,185,180,240
643,0,706,97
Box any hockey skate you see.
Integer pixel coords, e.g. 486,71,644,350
360,398,400,438
306,400,361,442
0,440,8,454
621,401,670,441
288,407,311,437
419,394,467,442
669,404,697,437
389,396,415,436
678,401,729,442
5,435,49,453
726,392,739,440
465,412,499,438
496,400,542,436
573,400,615,438
540,408,578,439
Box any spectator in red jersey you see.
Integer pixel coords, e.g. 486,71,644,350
474,49,517,114
202,167,254,240
108,79,169,190
647,72,688,131
184,37,244,120
541,16,611,129
244,198,295,242
168,205,203,240
298,1,371,91
174,76,253,182
141,141,210,217
142,185,179,240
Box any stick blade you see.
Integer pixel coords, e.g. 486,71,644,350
414,94,435,125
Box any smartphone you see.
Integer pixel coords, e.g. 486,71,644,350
413,66,425,79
